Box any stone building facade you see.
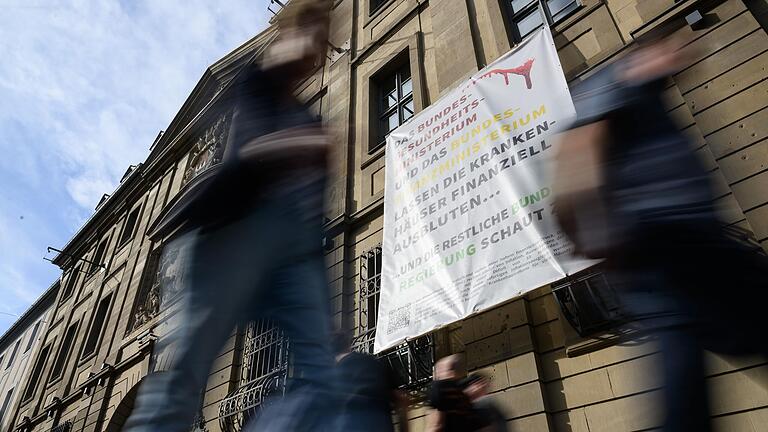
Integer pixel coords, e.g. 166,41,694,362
4,0,768,431
0,283,56,431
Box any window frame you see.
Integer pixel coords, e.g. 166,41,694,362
360,35,425,164
21,342,52,402
503,0,582,42
24,320,41,353
80,293,113,361
369,0,394,16
60,265,82,303
87,237,109,276
5,339,20,370
0,388,13,426
374,65,415,151
48,321,79,384
117,205,142,249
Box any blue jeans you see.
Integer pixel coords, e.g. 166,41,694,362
124,176,337,431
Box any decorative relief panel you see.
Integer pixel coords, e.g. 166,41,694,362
181,113,231,187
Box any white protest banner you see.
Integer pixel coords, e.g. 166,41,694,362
375,28,594,353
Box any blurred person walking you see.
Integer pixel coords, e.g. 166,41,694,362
553,38,768,432
332,332,410,432
123,1,338,431
426,355,494,432
462,374,506,432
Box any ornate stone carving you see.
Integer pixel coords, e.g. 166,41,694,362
182,114,231,187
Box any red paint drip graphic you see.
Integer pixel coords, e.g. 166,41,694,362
474,58,535,89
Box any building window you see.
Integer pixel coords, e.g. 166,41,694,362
22,343,52,402
24,321,41,353
219,320,289,432
48,322,78,382
5,339,20,369
352,245,434,390
552,271,623,337
370,0,391,15
0,388,13,425
118,206,141,247
506,0,580,41
81,294,112,359
373,64,414,151
60,265,81,302
88,238,109,275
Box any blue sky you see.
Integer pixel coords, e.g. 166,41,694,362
0,0,271,335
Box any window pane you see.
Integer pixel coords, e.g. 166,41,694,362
401,98,415,122
22,344,51,401
81,294,112,358
516,7,544,38
511,0,536,13
547,0,578,22
386,110,400,132
380,74,396,97
383,90,398,110
401,77,413,98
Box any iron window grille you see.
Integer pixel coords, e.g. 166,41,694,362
373,65,414,151
551,271,624,337
505,0,580,42
50,420,72,432
352,245,434,390
219,320,289,432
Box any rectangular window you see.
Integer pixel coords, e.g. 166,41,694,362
89,238,109,275
506,0,580,41
373,64,414,151
49,322,78,382
81,294,112,359
0,388,13,425
118,207,141,247
370,0,390,15
61,265,81,301
5,340,20,369
24,321,41,353
22,343,51,401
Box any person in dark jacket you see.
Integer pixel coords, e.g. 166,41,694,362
462,374,506,432
333,332,410,432
123,2,338,431
427,355,493,432
554,37,768,432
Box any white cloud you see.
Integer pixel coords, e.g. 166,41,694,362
0,0,272,333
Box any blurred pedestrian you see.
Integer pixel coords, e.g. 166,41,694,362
333,331,410,432
426,355,493,432
123,1,337,431
554,37,768,432
462,374,506,432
